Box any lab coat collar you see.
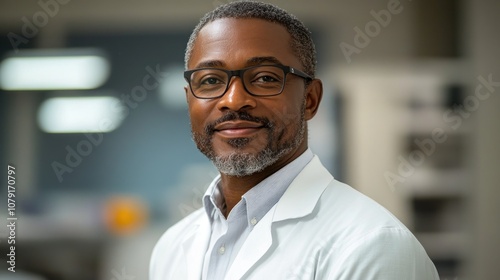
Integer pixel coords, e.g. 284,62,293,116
273,155,333,222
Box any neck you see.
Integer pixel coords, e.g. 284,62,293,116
218,145,307,218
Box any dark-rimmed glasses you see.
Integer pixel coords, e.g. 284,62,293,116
184,64,312,99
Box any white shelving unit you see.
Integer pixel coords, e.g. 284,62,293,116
332,61,469,279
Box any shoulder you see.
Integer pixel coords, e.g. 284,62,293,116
149,208,205,271
313,180,440,279
152,208,205,249
321,226,439,279
316,179,423,252
319,179,408,231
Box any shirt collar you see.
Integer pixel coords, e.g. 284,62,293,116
202,148,314,226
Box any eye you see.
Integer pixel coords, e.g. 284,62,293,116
200,77,223,85
252,70,282,84
255,75,279,83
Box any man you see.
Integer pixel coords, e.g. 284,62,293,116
150,1,439,279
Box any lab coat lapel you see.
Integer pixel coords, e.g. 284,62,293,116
226,156,333,279
181,215,211,280
274,156,333,222
225,210,274,280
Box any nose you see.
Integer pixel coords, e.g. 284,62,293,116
216,77,257,112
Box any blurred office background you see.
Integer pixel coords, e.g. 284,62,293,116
0,0,499,279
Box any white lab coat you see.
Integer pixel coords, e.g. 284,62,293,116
150,156,439,280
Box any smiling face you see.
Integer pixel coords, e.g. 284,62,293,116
186,18,322,177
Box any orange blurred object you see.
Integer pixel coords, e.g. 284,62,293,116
103,196,148,235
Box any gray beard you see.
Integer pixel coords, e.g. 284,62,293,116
211,126,303,176
192,106,306,177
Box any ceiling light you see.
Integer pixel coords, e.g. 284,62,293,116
0,49,110,91
38,96,124,133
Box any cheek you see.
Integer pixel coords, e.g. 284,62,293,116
266,97,304,128
188,99,216,132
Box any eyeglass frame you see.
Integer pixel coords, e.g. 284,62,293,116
183,64,313,99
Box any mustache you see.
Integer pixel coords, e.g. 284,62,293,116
205,111,272,135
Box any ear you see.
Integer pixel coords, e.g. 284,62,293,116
184,86,190,104
304,79,323,121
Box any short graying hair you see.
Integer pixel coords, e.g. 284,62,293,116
184,1,317,77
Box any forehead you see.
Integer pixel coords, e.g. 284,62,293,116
188,18,301,69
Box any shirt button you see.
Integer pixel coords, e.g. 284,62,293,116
251,217,257,226
218,245,226,255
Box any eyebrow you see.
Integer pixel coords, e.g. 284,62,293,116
194,60,225,68
193,56,284,69
246,56,283,66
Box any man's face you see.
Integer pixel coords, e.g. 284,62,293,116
186,18,320,176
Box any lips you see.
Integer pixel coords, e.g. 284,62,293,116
214,121,265,137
